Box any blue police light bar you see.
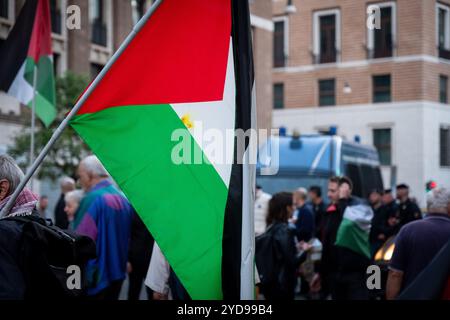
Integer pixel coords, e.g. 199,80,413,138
329,126,337,135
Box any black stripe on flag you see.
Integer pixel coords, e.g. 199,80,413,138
0,0,38,92
222,0,255,300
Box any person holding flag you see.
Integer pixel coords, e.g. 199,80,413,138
332,177,373,300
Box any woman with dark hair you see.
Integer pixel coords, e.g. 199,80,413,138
266,192,294,226
257,192,305,300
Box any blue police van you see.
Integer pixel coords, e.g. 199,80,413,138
256,134,384,198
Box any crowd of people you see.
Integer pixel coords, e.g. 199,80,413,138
255,177,450,300
0,153,449,300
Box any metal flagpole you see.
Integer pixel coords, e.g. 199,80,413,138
29,65,38,191
0,0,164,217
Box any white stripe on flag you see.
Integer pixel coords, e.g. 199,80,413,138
171,38,236,188
343,204,373,233
8,62,34,106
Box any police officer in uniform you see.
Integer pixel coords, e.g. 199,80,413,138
396,184,422,228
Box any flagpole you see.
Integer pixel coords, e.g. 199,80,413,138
29,65,38,191
0,0,164,217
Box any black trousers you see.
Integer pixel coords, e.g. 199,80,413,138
330,272,369,300
90,280,124,300
128,269,153,300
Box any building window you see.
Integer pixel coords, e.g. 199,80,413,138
0,0,8,19
273,83,284,109
273,17,287,68
368,2,395,59
319,79,335,106
90,0,107,46
373,128,392,166
440,127,450,167
373,74,391,103
437,3,450,59
319,15,336,63
374,6,393,58
50,0,62,34
440,75,448,103
91,63,104,79
131,0,146,25
313,9,340,64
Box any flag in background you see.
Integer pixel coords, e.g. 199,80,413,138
335,198,373,259
0,0,56,127
70,0,255,299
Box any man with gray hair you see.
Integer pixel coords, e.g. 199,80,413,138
73,155,133,299
54,176,75,228
0,155,39,298
387,187,450,299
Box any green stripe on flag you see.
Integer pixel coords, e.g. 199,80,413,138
71,104,228,299
26,91,56,128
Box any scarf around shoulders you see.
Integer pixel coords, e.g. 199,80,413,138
0,188,38,217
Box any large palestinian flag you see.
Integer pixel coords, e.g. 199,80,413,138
0,0,56,127
70,0,256,300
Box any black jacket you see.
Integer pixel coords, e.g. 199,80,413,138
384,200,398,218
0,217,26,299
260,222,305,300
318,202,341,276
398,199,421,228
370,203,397,248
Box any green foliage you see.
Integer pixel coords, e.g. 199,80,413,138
9,71,90,180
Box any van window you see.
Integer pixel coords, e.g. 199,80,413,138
360,164,383,198
345,163,383,199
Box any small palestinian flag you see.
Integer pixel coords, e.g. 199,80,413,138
70,0,255,299
335,198,373,259
0,0,56,127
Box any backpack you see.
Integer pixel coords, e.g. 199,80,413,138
4,214,97,299
255,224,282,289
